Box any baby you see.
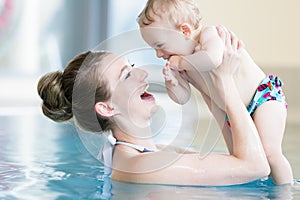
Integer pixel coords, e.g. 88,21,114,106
138,0,293,185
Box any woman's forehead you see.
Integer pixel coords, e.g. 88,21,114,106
102,54,128,69
100,54,129,82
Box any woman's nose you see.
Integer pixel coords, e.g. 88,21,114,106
133,68,148,81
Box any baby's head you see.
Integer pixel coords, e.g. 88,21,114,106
138,0,202,59
138,0,202,30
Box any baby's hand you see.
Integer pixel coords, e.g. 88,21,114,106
163,62,179,86
168,56,185,71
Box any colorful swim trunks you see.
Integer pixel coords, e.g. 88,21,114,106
226,75,288,127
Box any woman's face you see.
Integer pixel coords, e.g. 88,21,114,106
101,54,158,127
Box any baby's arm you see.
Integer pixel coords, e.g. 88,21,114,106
163,62,191,105
180,26,225,71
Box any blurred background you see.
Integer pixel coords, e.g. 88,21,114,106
0,0,150,114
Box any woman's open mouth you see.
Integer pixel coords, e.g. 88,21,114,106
140,91,155,102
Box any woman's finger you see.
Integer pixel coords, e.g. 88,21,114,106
224,28,231,51
216,25,226,43
218,25,231,50
229,30,238,52
238,39,245,50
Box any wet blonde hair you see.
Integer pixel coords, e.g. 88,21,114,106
138,0,202,29
37,51,113,132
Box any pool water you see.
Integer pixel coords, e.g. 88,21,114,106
1,113,300,199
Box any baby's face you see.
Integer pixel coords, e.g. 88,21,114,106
140,20,197,60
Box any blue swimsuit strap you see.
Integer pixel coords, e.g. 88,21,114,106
108,134,155,153
115,141,154,152
98,134,155,176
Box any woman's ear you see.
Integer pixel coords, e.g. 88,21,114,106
180,23,192,38
94,102,114,117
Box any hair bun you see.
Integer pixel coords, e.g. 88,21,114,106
37,71,73,122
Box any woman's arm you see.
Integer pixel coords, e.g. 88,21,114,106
201,92,233,154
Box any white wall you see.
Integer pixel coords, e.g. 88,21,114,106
196,0,300,68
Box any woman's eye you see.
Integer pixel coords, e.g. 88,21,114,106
124,71,131,79
122,63,134,80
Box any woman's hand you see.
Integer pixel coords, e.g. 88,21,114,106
214,25,243,80
210,26,243,108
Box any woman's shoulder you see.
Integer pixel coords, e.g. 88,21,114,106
156,144,197,154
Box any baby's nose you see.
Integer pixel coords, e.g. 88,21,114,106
155,49,164,58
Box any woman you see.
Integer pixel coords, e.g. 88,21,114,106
37,30,270,186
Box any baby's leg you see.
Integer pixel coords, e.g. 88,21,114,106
253,101,293,185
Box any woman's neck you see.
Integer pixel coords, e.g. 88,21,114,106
112,126,157,151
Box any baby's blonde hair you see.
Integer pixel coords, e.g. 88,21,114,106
138,0,202,29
